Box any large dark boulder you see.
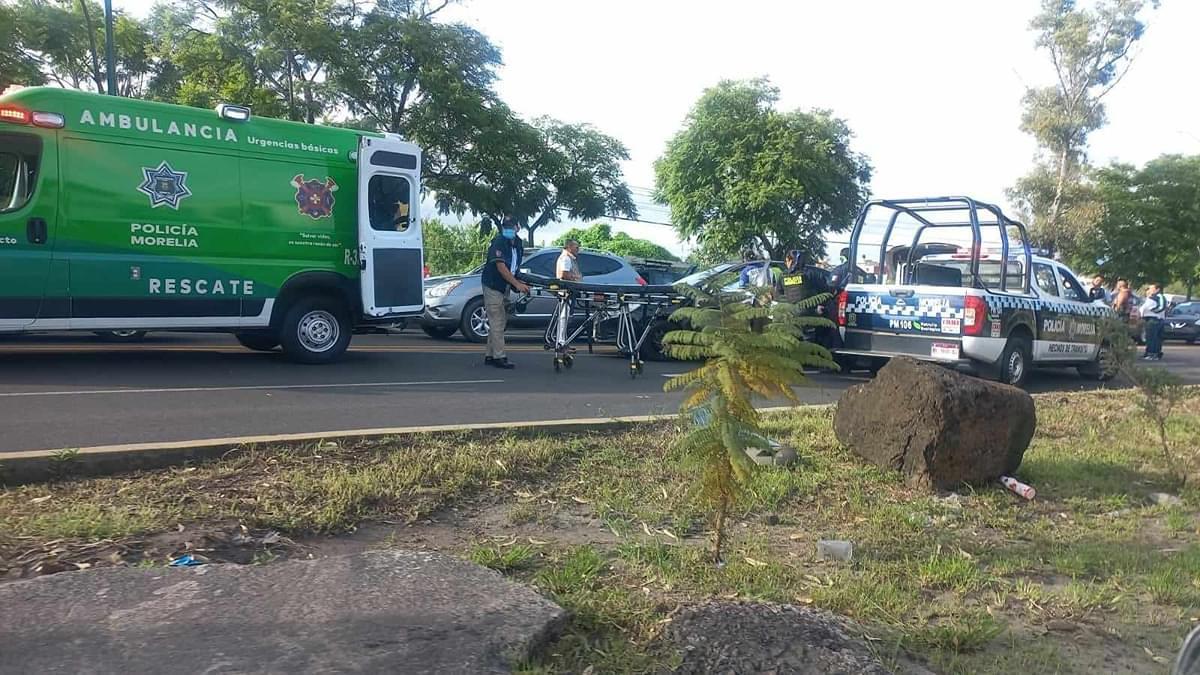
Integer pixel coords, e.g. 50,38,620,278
833,357,1036,488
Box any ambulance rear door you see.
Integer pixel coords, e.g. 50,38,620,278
356,135,423,317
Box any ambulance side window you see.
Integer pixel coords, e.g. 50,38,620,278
1034,263,1059,297
0,133,41,213
368,175,411,232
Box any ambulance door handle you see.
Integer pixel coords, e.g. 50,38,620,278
26,217,47,245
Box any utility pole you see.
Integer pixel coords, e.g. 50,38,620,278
103,0,117,95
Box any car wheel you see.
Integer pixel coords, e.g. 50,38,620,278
235,332,280,352
460,297,490,343
639,319,672,361
279,296,352,364
998,335,1032,387
93,330,147,343
421,325,457,340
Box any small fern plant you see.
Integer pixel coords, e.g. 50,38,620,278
663,278,836,562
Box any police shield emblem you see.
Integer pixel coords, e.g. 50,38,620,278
137,161,192,209
291,175,338,220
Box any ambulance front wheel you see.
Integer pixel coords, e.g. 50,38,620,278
279,296,352,364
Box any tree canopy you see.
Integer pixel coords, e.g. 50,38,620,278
653,78,871,262
553,223,677,261
2,0,637,239
1008,0,1154,257
1084,155,1200,297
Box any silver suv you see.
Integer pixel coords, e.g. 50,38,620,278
420,248,646,342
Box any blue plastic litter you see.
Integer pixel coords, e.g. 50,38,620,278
169,554,204,567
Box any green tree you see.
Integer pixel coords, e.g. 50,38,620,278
1087,155,1200,295
663,278,834,562
654,78,870,262
434,117,638,246
553,223,677,261
1008,0,1155,256
12,0,106,91
421,217,491,276
1,1,47,89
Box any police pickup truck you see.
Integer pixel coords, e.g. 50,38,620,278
833,197,1114,387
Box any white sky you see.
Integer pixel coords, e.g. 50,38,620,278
114,0,1200,257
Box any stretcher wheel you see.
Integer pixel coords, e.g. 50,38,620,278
564,355,574,369
553,357,562,372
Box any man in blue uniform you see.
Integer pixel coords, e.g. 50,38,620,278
480,217,530,369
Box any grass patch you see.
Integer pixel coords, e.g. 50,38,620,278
3,390,1199,674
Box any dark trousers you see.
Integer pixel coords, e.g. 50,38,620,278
1145,318,1164,357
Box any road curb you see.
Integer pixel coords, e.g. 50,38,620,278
0,405,830,486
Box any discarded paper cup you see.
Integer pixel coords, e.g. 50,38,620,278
816,539,853,562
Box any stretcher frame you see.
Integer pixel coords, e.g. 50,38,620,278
517,273,686,377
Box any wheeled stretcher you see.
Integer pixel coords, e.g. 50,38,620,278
516,273,687,377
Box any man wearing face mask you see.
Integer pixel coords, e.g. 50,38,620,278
480,217,530,369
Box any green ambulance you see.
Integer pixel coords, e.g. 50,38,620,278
0,86,425,363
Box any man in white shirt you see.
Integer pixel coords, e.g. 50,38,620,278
1140,283,1168,360
556,239,582,281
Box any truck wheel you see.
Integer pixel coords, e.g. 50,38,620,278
1077,342,1116,381
93,330,147,343
236,332,280,352
279,296,352,364
421,325,457,340
998,336,1032,387
459,297,490,343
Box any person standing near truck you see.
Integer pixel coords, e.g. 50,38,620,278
1140,283,1168,360
480,217,530,369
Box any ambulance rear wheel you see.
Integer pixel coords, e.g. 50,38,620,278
280,296,352,364
998,336,1032,388
235,332,280,352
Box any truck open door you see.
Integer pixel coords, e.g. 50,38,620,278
356,136,424,318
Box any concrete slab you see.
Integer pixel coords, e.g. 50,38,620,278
0,550,567,674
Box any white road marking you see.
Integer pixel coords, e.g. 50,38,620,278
0,379,505,398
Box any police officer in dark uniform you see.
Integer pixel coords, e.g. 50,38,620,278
780,249,834,346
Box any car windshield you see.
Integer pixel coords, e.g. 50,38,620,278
1170,302,1199,316
676,263,734,286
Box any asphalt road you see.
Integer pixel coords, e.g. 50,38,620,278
1,330,1198,454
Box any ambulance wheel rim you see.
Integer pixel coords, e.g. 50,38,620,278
110,329,140,337
470,306,490,337
297,310,340,353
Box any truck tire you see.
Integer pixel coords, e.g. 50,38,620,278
998,335,1032,388
422,325,457,340
1078,342,1117,381
235,332,280,352
279,296,352,364
459,297,489,343
93,330,147,343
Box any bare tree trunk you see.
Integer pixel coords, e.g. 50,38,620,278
1048,146,1070,255
285,49,296,121
78,0,105,93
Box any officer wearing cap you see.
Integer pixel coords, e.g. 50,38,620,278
480,216,530,369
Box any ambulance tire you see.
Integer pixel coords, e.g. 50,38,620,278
235,332,280,352
279,296,352,364
997,335,1032,388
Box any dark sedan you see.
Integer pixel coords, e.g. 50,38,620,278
1165,302,1200,344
